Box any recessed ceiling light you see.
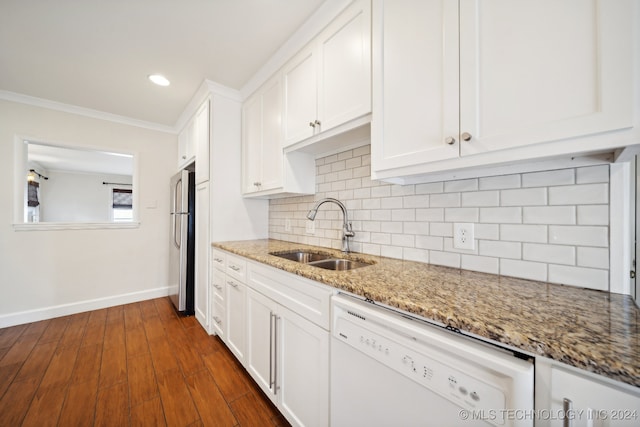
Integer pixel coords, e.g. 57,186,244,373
148,74,170,86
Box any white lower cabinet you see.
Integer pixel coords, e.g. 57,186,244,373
536,359,640,427
225,276,246,362
246,287,329,427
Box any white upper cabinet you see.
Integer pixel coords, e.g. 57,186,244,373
178,98,210,184
242,76,315,198
283,0,371,148
372,0,636,182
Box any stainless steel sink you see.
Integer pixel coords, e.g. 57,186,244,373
270,251,373,271
271,251,332,263
306,258,372,271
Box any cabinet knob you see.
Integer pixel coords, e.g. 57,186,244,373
445,136,456,145
253,182,261,187
309,121,316,128
182,155,187,159
462,132,472,141
314,120,321,126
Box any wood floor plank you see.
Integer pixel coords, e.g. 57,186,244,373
0,362,21,399
71,343,102,384
185,325,223,356
99,340,127,389
59,312,90,348
0,324,28,348
155,298,178,321
103,320,126,349
21,319,51,341
139,299,160,319
202,350,251,403
0,376,39,426
186,370,238,427
128,352,159,406
40,345,79,388
131,396,167,427
106,305,124,324
81,320,106,348
58,377,98,427
126,326,149,359
0,333,38,367
94,382,129,427
148,336,180,375
14,341,57,382
229,391,279,427
143,315,166,341
21,383,66,427
156,369,200,427
124,303,144,330
38,316,70,344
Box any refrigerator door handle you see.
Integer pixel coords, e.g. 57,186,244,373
174,214,181,249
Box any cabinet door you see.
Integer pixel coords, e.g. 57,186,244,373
195,100,210,184
194,182,209,328
371,0,459,173
317,0,371,133
459,0,634,156
242,93,263,194
246,288,277,404
258,77,284,192
277,304,329,427
550,367,640,427
226,278,246,362
283,45,318,147
177,122,193,169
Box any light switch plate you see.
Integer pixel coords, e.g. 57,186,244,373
454,223,475,250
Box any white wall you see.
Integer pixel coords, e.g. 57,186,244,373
0,99,176,326
270,145,613,292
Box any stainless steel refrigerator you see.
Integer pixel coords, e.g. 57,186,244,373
169,170,195,315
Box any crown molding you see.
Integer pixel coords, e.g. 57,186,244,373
174,80,242,131
0,90,176,134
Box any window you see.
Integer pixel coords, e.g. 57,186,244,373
112,188,133,222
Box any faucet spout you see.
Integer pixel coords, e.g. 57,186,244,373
306,198,355,252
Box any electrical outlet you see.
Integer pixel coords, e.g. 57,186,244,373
453,223,475,250
305,220,315,235
285,218,291,232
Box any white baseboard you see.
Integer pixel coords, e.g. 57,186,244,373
0,287,170,328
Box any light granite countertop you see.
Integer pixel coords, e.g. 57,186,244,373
213,239,640,388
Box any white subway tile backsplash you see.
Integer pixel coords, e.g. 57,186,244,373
480,207,522,224
548,184,608,205
430,193,461,208
479,174,521,190
444,207,479,223
461,255,499,274
548,265,608,291
501,188,547,206
522,169,574,187
577,247,609,269
576,165,609,184
500,224,548,243
500,259,548,281
461,191,500,207
523,243,575,265
549,226,608,247
577,205,609,225
523,206,576,225
270,149,611,292
479,240,521,259
429,251,461,268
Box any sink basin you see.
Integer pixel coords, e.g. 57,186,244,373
271,251,332,263
270,251,373,271
306,259,372,271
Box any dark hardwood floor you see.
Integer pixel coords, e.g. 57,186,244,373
0,297,290,427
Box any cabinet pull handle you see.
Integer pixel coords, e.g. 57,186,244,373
229,265,240,272
309,121,316,128
182,155,187,159
462,132,472,141
269,312,275,390
227,281,238,288
253,182,261,187
445,136,456,145
213,284,222,290
314,120,321,126
274,315,280,394
213,316,221,324
214,257,223,263
562,398,573,427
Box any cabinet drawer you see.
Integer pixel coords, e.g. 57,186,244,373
211,249,226,272
211,299,225,338
211,269,226,301
247,261,332,330
226,254,247,282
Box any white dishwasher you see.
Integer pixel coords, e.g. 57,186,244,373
331,294,534,427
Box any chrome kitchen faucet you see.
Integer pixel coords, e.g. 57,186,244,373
306,198,355,253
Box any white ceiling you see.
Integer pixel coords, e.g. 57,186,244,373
0,0,326,127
